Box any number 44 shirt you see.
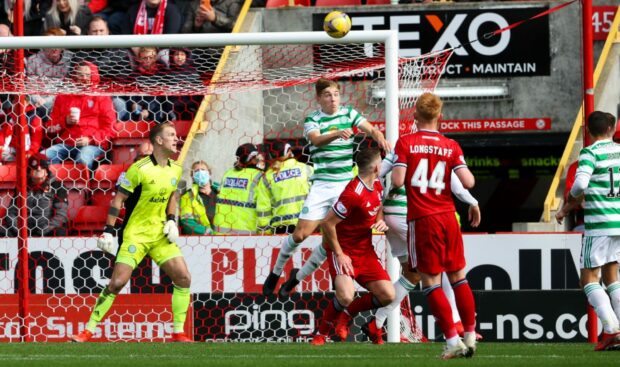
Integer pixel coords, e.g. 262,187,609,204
394,129,468,222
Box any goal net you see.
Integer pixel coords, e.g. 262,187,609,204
0,32,452,342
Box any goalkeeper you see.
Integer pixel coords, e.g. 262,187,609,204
71,122,192,343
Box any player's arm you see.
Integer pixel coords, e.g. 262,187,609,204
391,166,406,188
322,209,354,275
358,120,391,152
556,172,589,224
163,191,180,242
97,191,128,254
306,129,352,147
454,166,475,189
450,171,480,227
371,206,389,232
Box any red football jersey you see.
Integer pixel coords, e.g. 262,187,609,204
331,177,383,257
394,129,467,221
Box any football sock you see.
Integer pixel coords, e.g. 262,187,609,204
347,293,382,317
451,279,476,333
424,284,458,339
296,245,327,282
375,276,416,328
272,235,300,276
318,297,345,335
172,285,191,333
442,273,461,323
85,287,117,333
607,282,620,321
584,282,619,333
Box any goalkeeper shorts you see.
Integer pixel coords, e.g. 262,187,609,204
116,236,183,269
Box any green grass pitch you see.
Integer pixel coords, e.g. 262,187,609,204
0,343,619,367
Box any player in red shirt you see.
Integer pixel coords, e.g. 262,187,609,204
392,93,477,359
311,148,395,345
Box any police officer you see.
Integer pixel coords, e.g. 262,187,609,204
213,143,266,234
257,141,313,234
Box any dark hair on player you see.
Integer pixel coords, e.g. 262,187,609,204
315,78,339,96
356,148,381,175
149,122,176,144
587,111,616,138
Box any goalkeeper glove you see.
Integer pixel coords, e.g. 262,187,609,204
97,225,117,254
163,214,179,243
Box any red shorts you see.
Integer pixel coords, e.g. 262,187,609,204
408,211,465,274
327,250,391,287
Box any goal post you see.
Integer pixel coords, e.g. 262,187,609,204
0,31,452,342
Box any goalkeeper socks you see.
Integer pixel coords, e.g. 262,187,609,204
375,276,416,328
86,287,117,333
442,273,461,324
172,285,191,333
424,284,458,339
451,279,476,333
318,297,345,335
347,293,382,317
584,282,619,333
272,235,300,276
296,245,327,282
607,282,620,321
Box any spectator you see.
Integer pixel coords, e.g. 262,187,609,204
45,61,115,169
0,97,43,162
0,154,68,237
0,0,51,36
123,0,182,35
116,46,174,123
44,0,93,35
25,27,74,121
256,141,313,234
213,143,266,234
102,0,139,34
0,23,13,112
179,160,219,235
182,0,242,34
73,16,132,82
166,48,200,120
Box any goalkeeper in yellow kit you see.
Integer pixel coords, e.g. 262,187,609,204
71,122,193,342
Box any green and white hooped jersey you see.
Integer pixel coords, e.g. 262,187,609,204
380,153,407,217
303,106,365,182
577,140,620,236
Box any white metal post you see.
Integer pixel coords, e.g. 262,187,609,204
383,31,401,344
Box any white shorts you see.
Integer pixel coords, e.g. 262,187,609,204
581,236,620,269
299,180,349,221
384,214,408,263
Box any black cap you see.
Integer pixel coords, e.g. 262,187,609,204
28,153,49,170
235,143,259,164
268,141,291,160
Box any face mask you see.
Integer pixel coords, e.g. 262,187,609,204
193,170,210,187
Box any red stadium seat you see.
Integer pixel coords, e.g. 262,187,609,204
174,120,193,139
366,0,391,4
90,190,116,207
67,190,87,221
48,163,89,189
111,143,146,165
91,164,129,190
0,189,14,208
0,164,17,189
315,0,361,6
71,205,109,235
266,0,309,7
113,121,155,145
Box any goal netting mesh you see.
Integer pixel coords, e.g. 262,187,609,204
0,35,452,342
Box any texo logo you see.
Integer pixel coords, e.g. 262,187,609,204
352,12,511,57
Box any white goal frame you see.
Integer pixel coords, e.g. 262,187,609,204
0,31,402,343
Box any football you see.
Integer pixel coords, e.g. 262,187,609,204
323,11,352,39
